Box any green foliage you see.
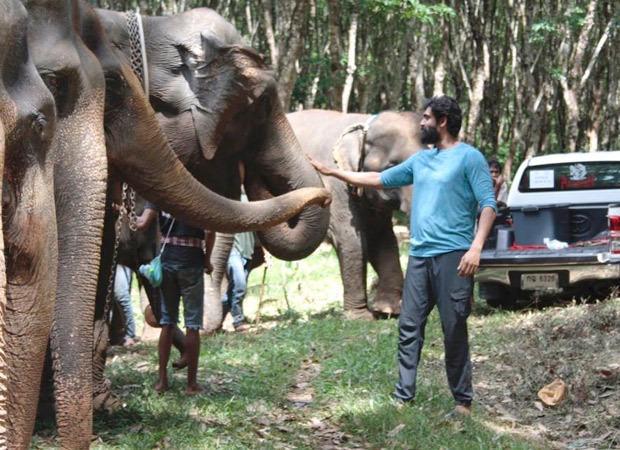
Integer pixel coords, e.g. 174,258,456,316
362,0,455,23
529,19,559,43
565,6,587,31
87,0,620,174
549,67,566,81
529,6,587,44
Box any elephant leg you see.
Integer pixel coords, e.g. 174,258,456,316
92,316,112,410
92,202,119,410
108,301,125,345
367,214,403,316
330,190,373,319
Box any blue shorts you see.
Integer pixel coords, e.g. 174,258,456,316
159,264,204,330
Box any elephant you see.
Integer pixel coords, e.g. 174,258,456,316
286,109,423,319
0,1,59,446
13,1,329,448
95,7,332,335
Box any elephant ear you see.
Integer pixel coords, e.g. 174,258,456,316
332,125,367,197
332,125,366,173
191,31,273,160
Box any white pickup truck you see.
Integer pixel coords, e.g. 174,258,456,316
475,151,620,308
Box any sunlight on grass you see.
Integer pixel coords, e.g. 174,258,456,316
30,243,580,449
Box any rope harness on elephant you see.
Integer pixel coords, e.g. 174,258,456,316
126,9,149,97
331,114,377,198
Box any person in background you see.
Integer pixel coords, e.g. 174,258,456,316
489,159,507,207
137,204,215,395
222,161,255,333
309,95,496,419
113,264,138,347
222,197,255,334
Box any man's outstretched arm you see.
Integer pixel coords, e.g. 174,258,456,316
308,155,385,188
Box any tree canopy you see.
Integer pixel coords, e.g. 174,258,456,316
89,0,620,179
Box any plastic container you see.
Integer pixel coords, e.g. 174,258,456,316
510,205,570,246
496,227,515,249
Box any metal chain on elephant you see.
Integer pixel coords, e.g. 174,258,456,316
94,202,125,353
123,182,138,231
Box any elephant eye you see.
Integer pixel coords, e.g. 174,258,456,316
103,73,129,114
170,65,185,76
41,71,78,119
105,73,127,94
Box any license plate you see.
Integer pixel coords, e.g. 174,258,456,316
520,273,559,290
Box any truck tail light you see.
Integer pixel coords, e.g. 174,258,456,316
608,205,620,254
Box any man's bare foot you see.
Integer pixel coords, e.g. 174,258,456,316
172,358,188,370
155,380,168,393
234,323,250,334
394,398,413,411
185,384,205,396
121,337,136,348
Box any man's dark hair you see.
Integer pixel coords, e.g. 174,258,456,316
423,96,462,138
488,159,502,171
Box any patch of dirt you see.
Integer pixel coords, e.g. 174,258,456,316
473,298,620,449
244,357,367,449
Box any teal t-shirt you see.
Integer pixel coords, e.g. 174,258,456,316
380,143,496,257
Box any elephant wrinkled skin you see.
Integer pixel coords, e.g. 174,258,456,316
0,1,58,446
96,7,331,334
287,109,423,319
9,1,328,448
97,7,330,254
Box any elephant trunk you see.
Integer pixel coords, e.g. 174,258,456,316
245,108,331,260
202,232,234,335
0,122,6,447
52,105,107,449
109,93,329,233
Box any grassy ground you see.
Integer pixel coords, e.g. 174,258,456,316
31,244,619,449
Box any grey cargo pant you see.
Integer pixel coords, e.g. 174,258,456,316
394,250,473,406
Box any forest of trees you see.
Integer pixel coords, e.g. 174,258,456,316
89,0,619,180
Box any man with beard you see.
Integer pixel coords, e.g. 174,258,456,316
309,95,496,418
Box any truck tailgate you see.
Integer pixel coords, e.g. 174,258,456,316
480,245,608,266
